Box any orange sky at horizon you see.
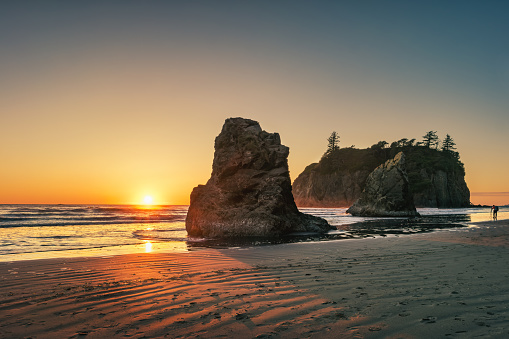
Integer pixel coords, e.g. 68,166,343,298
1,2,508,207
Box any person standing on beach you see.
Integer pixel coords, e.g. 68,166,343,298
491,205,499,220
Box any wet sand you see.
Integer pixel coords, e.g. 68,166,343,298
1,219,509,338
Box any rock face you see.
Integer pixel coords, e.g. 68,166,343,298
186,118,331,238
292,147,470,208
413,169,470,208
346,152,420,217
293,166,370,207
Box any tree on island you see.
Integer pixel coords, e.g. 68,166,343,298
305,130,466,184
422,131,439,149
390,138,416,148
320,131,342,171
324,131,340,156
370,140,388,149
441,134,456,152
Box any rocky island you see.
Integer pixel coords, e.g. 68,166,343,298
293,133,470,208
186,118,332,238
346,152,420,217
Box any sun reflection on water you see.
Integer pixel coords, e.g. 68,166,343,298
144,241,152,253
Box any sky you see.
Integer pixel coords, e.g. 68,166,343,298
1,1,508,205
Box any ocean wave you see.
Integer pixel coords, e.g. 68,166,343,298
0,218,184,228
0,204,187,228
0,216,39,221
27,235,77,239
132,229,187,241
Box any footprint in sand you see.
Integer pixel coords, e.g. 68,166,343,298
421,316,437,324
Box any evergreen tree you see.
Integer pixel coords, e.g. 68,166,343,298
442,134,457,152
398,138,409,147
370,140,388,149
422,131,439,148
324,131,340,156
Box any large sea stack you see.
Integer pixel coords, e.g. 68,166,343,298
293,145,470,208
186,118,331,238
346,152,420,217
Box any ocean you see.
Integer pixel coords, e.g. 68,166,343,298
0,204,506,261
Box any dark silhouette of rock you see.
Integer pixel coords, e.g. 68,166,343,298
346,152,420,217
186,118,332,238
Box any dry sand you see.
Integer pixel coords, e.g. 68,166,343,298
1,219,509,338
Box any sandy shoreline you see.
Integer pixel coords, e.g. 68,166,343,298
2,219,509,338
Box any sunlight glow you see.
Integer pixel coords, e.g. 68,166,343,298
143,195,154,205
144,241,153,253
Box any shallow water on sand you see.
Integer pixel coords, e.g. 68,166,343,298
0,204,506,261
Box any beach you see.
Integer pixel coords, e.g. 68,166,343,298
2,219,509,339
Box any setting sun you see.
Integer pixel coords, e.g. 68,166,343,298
143,195,154,205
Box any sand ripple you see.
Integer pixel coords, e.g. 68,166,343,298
0,251,357,338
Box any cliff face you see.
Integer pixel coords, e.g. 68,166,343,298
413,169,470,208
292,146,470,208
347,152,419,217
292,166,370,207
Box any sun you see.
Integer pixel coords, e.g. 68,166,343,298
143,195,154,205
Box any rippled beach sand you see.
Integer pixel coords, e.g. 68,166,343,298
1,220,509,338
